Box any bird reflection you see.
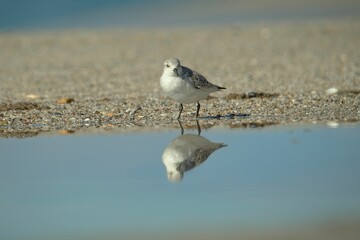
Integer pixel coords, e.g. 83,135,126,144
162,121,227,182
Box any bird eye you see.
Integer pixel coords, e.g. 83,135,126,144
166,64,170,68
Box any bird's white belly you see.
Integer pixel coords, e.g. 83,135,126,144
160,76,210,103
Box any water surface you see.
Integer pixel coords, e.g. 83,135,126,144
1,0,360,30
0,124,359,239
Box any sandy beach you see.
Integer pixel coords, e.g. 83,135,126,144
0,19,359,137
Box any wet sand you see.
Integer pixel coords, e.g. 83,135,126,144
0,19,359,137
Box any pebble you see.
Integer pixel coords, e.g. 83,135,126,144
57,97,75,104
25,94,40,99
325,88,338,95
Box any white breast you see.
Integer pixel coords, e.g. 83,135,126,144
160,74,211,104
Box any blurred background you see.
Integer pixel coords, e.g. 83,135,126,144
1,0,360,30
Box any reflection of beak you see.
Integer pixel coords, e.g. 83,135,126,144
173,68,178,76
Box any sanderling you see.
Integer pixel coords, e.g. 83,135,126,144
162,133,227,182
160,58,226,119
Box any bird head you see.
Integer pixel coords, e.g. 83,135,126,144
163,58,181,77
167,170,184,182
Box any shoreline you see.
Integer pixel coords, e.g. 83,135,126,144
1,90,359,138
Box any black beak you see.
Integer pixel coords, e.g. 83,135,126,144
173,68,178,76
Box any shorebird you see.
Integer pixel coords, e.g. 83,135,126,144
160,58,226,119
162,133,227,182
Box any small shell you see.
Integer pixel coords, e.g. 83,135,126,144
325,88,338,95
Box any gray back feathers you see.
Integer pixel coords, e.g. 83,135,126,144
181,66,225,90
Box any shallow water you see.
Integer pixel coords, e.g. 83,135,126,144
0,124,360,239
2,0,360,30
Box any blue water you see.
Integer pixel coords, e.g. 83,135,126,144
1,0,360,30
0,124,359,239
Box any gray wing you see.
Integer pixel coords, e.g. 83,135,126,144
180,148,214,172
182,66,219,90
177,143,226,172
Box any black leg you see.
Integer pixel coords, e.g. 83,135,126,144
177,103,183,120
196,102,200,118
177,120,184,135
196,120,201,135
